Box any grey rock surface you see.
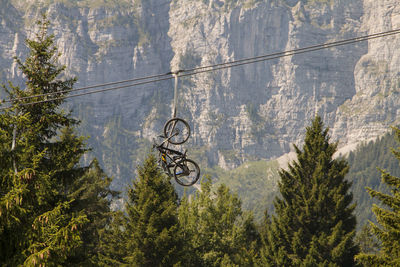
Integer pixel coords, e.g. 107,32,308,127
0,0,399,185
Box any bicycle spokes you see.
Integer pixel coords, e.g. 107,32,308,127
164,118,190,145
173,159,200,186
154,117,199,186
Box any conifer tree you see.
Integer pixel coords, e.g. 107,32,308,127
355,127,400,266
178,176,261,266
98,211,127,266
261,116,358,266
122,154,183,266
355,224,380,256
0,14,115,266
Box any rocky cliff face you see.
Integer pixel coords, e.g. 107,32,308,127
332,0,400,147
1,0,400,185
167,0,397,167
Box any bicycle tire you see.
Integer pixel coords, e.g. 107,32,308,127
163,117,191,145
173,158,200,186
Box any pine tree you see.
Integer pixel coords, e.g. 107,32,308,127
0,14,115,266
178,176,261,266
346,130,400,227
355,127,400,266
261,116,359,266
122,154,183,266
355,224,380,256
67,158,118,265
98,210,128,266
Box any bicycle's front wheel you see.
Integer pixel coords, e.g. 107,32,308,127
164,117,190,145
173,158,200,186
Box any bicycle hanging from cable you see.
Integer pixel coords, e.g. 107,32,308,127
153,134,200,186
154,71,200,186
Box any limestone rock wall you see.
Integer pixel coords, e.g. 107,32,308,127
1,0,400,183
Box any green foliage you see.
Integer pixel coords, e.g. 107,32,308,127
245,102,268,141
98,211,127,266
355,224,380,256
101,117,141,178
0,14,115,266
261,116,359,266
245,102,260,123
347,131,400,228
179,176,261,266
355,127,400,266
210,160,280,222
122,154,183,266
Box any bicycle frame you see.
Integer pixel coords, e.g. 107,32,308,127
153,127,200,186
154,138,186,176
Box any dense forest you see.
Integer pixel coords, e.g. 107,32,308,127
347,130,400,229
1,16,400,266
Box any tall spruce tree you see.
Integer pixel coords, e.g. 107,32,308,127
355,127,400,266
98,210,127,266
0,14,115,266
178,176,261,266
261,116,358,266
122,154,183,266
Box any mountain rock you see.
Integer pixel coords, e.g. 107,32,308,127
0,0,399,185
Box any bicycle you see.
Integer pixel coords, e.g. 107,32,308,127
163,117,191,145
153,135,200,186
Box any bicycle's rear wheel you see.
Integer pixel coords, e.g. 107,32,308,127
164,117,190,145
173,158,200,186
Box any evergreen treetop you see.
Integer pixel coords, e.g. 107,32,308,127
262,116,358,266
179,176,261,266
123,154,183,266
0,14,115,266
